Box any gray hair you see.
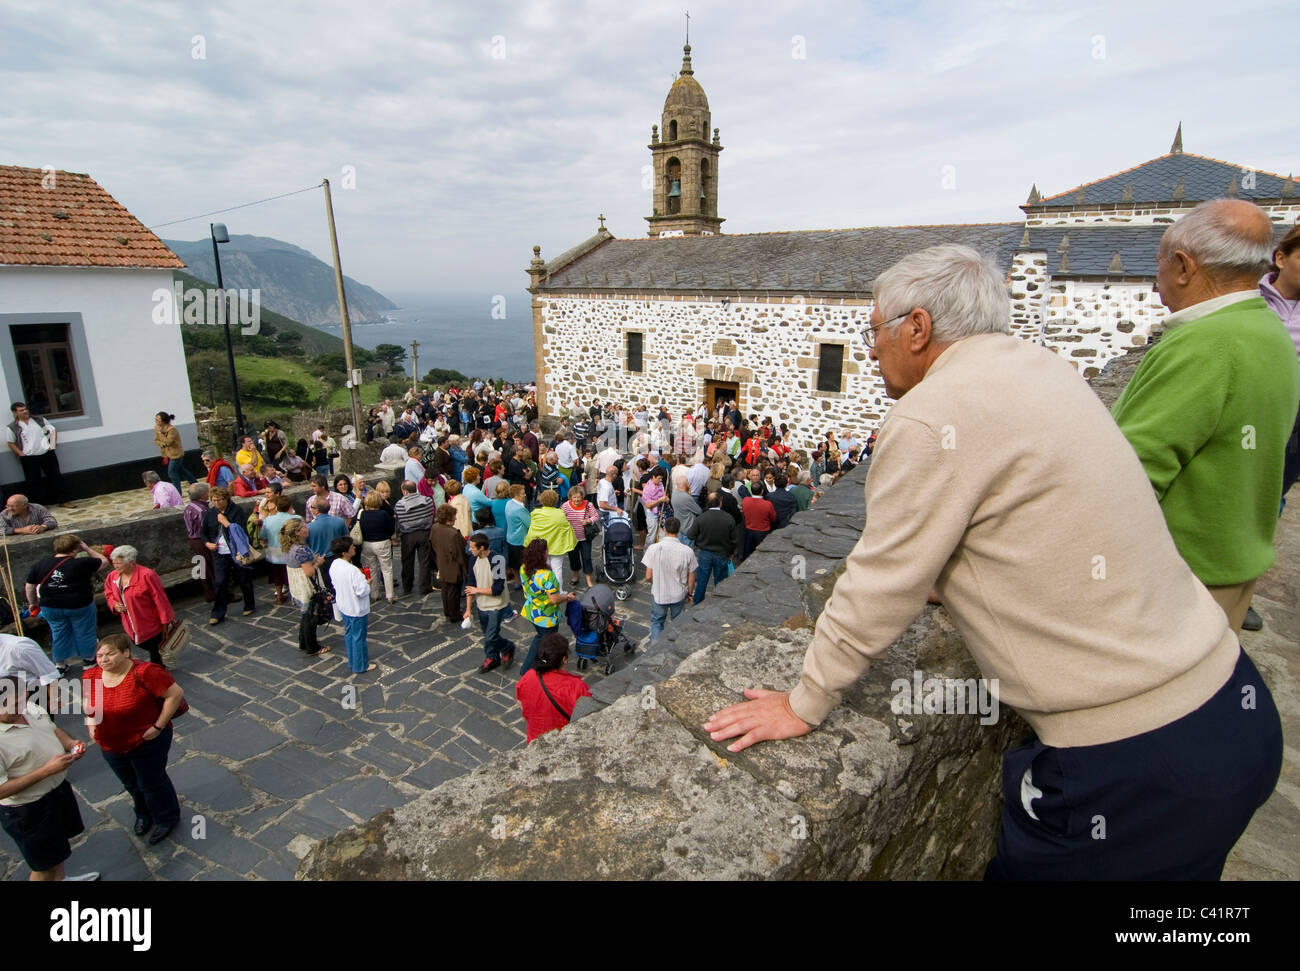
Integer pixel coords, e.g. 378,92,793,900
1160,199,1275,279
110,544,139,565
873,243,1010,343
201,448,218,461
142,471,161,486
189,482,210,501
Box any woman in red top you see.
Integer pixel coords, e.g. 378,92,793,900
516,633,591,744
104,546,176,666
741,435,762,468
82,634,185,845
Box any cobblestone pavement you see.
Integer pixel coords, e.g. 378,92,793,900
26,484,158,532
0,546,659,881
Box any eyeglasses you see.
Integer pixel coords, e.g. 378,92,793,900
861,312,909,348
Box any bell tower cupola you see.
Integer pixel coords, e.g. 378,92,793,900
646,37,723,237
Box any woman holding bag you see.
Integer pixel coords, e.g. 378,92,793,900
283,518,331,657
82,634,185,846
104,546,176,667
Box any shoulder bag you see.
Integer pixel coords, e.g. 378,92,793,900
536,670,572,724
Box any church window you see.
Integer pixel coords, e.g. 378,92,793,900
626,332,644,373
816,343,844,393
668,119,678,141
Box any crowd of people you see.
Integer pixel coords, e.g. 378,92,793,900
5,202,1291,881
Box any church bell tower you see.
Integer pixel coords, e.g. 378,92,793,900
646,42,724,237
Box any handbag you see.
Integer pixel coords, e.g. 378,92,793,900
309,575,335,625
159,619,190,663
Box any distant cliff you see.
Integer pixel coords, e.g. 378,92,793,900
163,234,398,328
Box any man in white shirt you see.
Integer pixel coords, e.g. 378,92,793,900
379,441,408,465
328,537,376,674
641,517,697,639
5,403,71,507
596,442,622,476
596,465,621,528
555,433,578,482
378,400,396,436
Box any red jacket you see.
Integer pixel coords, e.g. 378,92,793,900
104,566,175,643
741,495,777,532
231,474,268,497
205,458,235,487
741,437,762,465
516,669,592,743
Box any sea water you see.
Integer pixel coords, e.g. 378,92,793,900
312,290,536,382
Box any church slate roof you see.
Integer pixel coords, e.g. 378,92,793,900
537,223,1024,294
1022,223,1293,277
1034,152,1296,208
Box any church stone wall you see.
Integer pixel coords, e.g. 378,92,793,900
538,292,893,439
1041,280,1165,378
537,281,1166,433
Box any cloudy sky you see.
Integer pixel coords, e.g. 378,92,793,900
3,0,1297,304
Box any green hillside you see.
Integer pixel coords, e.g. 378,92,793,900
174,270,346,357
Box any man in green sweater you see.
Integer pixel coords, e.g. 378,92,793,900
1112,199,1300,634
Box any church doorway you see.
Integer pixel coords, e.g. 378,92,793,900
704,381,739,415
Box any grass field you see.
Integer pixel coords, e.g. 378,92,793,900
325,382,383,410
234,356,322,398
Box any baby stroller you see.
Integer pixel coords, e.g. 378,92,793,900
565,584,636,675
601,512,636,600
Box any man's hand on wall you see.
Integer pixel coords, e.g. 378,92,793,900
704,688,812,753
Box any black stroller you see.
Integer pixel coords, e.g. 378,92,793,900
601,511,636,601
565,584,636,675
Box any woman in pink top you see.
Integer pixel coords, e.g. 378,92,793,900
562,485,599,589
641,467,668,545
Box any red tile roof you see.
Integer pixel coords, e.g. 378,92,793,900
0,165,184,268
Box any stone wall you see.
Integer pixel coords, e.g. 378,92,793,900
1026,200,1300,227
538,292,888,438
1041,278,1165,379
536,280,1162,434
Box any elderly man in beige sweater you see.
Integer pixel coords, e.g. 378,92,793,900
705,244,1282,880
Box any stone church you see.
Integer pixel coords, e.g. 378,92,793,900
527,44,1298,438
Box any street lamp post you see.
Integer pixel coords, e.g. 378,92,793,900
211,222,246,451
207,365,216,409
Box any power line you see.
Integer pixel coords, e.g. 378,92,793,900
147,182,324,230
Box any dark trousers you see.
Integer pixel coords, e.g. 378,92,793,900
187,537,216,601
693,548,730,604
567,538,594,578
136,633,163,665
440,580,464,621
19,451,63,505
1282,402,1300,500
298,602,323,654
211,554,254,620
741,528,768,561
400,531,433,594
101,725,180,829
985,648,1282,880
165,456,197,491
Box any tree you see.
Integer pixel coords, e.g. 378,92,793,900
373,343,407,371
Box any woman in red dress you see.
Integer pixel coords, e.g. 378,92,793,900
104,546,176,666
82,634,185,846
515,633,591,744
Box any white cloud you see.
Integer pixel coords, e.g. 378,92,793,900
0,0,1295,301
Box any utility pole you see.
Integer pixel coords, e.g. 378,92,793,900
322,178,363,447
411,339,420,390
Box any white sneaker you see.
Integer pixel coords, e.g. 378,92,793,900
65,871,100,882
